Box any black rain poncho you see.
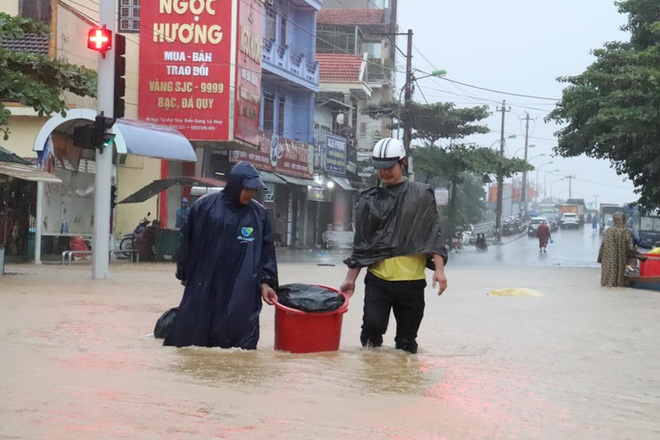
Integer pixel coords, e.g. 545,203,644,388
164,162,278,349
344,180,448,268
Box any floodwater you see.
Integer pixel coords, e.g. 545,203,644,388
0,259,658,439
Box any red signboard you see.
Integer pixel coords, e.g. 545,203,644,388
230,131,314,178
139,0,236,141
234,0,263,146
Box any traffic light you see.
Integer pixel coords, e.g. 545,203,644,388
110,185,118,209
114,34,126,119
73,124,95,149
93,114,117,153
87,26,112,55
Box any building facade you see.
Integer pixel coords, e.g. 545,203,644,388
2,0,330,257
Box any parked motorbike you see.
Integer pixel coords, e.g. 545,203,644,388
119,212,151,258
475,233,488,252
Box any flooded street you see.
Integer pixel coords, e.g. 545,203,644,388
1,258,659,439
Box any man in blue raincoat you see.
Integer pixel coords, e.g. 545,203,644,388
164,161,278,349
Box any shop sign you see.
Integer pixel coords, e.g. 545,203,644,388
229,131,314,178
324,134,346,174
308,186,330,202
139,0,261,148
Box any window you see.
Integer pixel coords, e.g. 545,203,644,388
265,6,276,40
280,14,287,47
363,42,382,59
119,0,140,33
277,97,286,135
262,91,275,132
19,0,51,25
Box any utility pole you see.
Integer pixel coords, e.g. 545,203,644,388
92,0,115,279
565,174,575,199
495,100,510,243
520,113,531,217
402,29,414,178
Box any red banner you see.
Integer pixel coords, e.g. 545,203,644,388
488,185,497,203
138,0,234,141
234,0,262,146
230,131,314,178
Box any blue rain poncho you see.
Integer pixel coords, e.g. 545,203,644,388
164,162,278,349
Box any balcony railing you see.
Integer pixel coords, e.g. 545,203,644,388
262,38,319,86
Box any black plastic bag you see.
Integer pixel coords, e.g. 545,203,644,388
154,307,178,339
276,284,344,312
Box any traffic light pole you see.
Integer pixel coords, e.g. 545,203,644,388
92,0,115,279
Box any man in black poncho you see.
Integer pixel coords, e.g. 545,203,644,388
339,138,448,354
164,161,278,349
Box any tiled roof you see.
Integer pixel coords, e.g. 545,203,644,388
317,8,385,26
0,34,49,55
316,53,363,82
0,146,32,165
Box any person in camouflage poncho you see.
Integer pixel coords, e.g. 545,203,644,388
597,212,646,287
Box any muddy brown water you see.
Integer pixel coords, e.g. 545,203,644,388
1,262,658,439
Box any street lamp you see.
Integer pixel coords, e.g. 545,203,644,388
535,161,554,202
398,69,447,140
549,177,565,199
398,68,447,178
513,144,535,157
543,170,561,197
490,135,516,149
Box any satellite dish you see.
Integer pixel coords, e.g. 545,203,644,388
336,113,345,125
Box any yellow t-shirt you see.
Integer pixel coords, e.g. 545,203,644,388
368,254,426,281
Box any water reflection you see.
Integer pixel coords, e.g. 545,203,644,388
172,348,273,387
357,348,440,395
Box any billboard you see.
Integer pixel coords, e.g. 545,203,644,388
139,0,262,147
230,131,314,178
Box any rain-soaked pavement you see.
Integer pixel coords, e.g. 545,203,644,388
0,246,659,439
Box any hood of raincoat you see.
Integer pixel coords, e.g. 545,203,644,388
613,211,626,228
344,181,448,268
224,161,264,205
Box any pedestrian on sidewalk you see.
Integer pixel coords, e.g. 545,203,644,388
339,138,448,354
597,211,646,287
536,220,551,253
164,161,278,349
175,197,191,229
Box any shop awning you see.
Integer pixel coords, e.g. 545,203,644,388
0,162,62,183
33,109,197,162
113,118,197,162
258,170,287,185
119,176,224,204
275,173,323,188
329,175,356,191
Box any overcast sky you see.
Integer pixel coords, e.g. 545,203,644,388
397,0,636,207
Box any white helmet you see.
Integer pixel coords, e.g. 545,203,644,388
372,138,406,169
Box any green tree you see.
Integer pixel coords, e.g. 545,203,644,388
413,143,532,235
363,101,491,145
365,100,532,235
546,0,660,208
0,13,97,139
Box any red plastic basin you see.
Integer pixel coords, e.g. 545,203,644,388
273,285,349,353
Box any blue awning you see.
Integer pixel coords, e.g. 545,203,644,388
33,110,196,162
113,118,197,162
